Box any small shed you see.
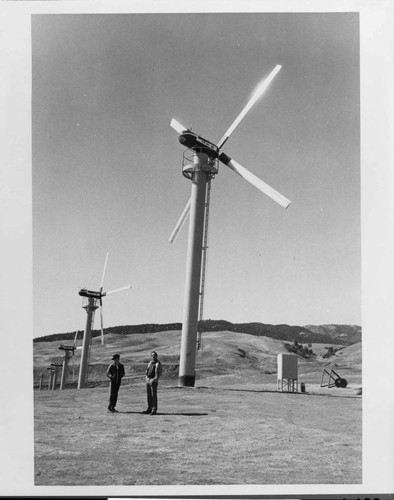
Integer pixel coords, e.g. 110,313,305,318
277,354,298,392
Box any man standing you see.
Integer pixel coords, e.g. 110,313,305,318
143,351,162,415
106,353,125,413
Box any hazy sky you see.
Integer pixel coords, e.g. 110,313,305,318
32,12,360,337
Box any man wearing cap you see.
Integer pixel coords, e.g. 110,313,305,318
106,353,125,413
143,351,162,415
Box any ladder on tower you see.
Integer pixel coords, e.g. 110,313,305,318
197,179,211,350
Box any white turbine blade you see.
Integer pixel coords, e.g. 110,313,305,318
169,198,191,244
102,284,132,297
219,153,290,209
100,252,109,291
170,118,188,134
217,64,282,149
100,301,104,346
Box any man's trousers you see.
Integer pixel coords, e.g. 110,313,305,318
146,380,158,411
109,381,121,410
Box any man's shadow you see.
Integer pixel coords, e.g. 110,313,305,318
121,411,208,416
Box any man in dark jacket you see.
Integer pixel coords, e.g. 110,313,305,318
106,353,125,413
143,351,162,415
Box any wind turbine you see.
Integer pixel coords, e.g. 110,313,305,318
77,252,132,389
169,64,291,387
58,329,82,389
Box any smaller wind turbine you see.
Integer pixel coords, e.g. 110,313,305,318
58,329,81,389
77,253,132,389
78,252,132,345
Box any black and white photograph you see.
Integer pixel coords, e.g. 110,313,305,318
1,0,393,498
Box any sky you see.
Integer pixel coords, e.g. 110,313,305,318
31,12,362,338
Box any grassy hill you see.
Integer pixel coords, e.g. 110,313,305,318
33,328,362,391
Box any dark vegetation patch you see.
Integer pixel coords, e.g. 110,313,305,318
34,320,361,345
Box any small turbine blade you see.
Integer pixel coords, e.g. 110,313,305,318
170,118,188,134
102,284,132,297
73,329,79,347
169,198,191,244
100,300,104,346
217,64,282,149
100,252,109,292
219,152,291,209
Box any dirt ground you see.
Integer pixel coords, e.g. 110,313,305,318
34,379,362,486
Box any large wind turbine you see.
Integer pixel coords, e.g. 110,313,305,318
169,64,291,387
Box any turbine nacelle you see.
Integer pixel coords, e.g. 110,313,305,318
58,344,76,351
78,288,102,299
178,131,219,159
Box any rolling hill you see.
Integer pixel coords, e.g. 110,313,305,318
33,326,362,391
33,320,361,345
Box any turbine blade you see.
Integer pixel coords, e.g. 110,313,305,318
219,152,291,209
100,252,109,292
169,199,191,244
100,301,104,346
102,284,132,297
170,118,188,134
217,64,282,149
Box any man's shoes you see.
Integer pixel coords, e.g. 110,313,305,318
107,409,115,413
112,409,119,413
150,410,157,415
142,409,152,414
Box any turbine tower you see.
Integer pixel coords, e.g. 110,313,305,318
169,64,291,387
77,252,132,389
58,329,80,389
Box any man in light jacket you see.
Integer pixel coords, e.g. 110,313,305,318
143,351,162,415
